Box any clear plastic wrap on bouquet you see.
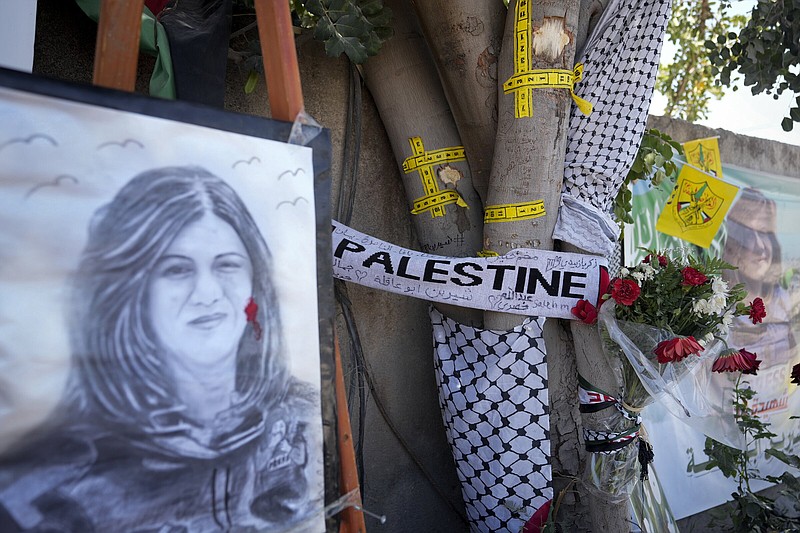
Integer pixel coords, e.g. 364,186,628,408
599,302,743,448
584,302,744,501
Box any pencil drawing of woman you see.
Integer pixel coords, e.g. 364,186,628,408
0,167,322,532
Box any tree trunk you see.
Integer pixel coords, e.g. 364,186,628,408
360,0,484,326
411,1,506,205
482,0,579,299
481,0,585,527
565,290,632,531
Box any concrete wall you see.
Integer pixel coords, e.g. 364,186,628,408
648,114,800,177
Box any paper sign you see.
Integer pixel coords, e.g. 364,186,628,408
0,71,327,533
331,221,607,318
683,137,723,179
656,165,739,248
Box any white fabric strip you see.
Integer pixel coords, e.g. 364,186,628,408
332,220,607,319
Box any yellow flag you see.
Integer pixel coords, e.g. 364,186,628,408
656,165,739,248
682,137,724,178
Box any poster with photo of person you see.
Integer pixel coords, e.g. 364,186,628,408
625,161,800,519
0,67,335,533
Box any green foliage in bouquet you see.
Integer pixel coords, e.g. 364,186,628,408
610,252,749,345
703,379,800,532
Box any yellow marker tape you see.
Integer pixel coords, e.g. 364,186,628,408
477,250,500,257
504,0,593,118
403,137,468,218
484,200,546,223
411,190,468,215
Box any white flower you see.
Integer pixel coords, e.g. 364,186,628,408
716,311,734,337
711,276,728,296
693,299,710,315
632,271,645,283
707,293,727,314
722,311,734,326
620,267,630,277
641,264,656,281
698,332,715,347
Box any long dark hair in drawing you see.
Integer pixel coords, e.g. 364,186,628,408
68,166,287,458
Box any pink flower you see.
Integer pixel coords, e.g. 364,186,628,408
681,267,708,286
749,297,766,324
571,299,598,325
654,336,704,364
610,278,641,306
712,348,761,375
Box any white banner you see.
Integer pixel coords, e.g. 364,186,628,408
332,221,607,319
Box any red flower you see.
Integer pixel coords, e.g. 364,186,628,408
749,297,766,324
597,266,611,308
644,254,668,267
522,499,551,533
610,278,641,306
653,336,704,364
712,348,761,375
571,299,598,324
791,363,800,385
681,267,708,286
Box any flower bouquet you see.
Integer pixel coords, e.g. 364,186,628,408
573,251,766,500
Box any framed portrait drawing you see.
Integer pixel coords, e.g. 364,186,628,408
0,67,335,533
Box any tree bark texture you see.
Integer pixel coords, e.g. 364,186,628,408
480,0,590,528
360,0,484,326
411,0,505,205
482,0,579,329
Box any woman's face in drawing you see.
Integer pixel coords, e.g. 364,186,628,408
148,213,253,368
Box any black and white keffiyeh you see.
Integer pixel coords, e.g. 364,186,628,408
553,0,673,255
430,307,550,533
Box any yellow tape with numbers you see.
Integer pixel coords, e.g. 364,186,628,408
504,0,593,118
484,200,546,223
403,136,468,218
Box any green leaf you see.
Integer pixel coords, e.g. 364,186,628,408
244,70,259,94
314,15,335,40
363,30,382,56
336,13,370,37
358,0,383,15
325,34,367,63
329,0,349,12
366,6,392,27
765,448,800,469
305,0,325,17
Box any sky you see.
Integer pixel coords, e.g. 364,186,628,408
649,0,800,148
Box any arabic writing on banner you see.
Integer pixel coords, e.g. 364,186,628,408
331,221,607,319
